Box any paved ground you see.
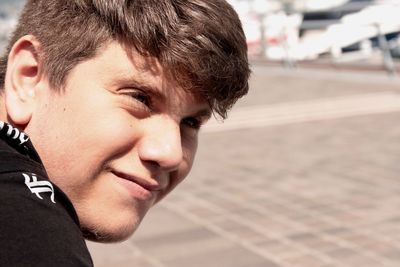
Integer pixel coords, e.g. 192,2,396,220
87,65,400,267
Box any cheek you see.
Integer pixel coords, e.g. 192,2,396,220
39,106,137,184
77,118,135,156
62,94,137,154
183,134,198,166
177,136,199,181
48,119,138,202
158,135,198,199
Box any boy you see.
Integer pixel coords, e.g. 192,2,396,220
0,0,250,266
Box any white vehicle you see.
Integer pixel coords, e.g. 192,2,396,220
228,0,360,58
295,2,400,60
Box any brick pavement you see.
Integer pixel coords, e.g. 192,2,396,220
88,66,400,267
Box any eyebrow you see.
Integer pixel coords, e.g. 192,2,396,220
119,77,166,102
192,108,212,121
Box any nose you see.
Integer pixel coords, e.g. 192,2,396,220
138,117,183,172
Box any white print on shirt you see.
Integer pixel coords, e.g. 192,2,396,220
22,173,56,204
0,121,29,145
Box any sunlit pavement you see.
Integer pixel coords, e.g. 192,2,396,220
88,64,400,267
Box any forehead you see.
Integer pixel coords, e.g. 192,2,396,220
92,42,205,104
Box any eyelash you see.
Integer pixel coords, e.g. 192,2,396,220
131,91,151,106
121,89,152,111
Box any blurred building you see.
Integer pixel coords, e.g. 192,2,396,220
1,0,399,67
0,0,23,54
228,0,400,67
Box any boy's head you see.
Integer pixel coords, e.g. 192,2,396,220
0,0,249,118
0,0,250,242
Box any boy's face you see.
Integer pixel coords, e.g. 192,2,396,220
25,42,211,241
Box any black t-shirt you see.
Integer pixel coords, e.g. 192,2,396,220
0,121,93,267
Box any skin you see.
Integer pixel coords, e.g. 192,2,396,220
1,37,211,242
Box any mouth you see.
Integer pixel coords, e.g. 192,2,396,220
111,170,162,201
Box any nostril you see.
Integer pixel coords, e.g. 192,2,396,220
142,159,161,171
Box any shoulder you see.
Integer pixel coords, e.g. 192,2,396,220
0,171,93,267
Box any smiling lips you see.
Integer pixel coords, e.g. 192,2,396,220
111,170,163,201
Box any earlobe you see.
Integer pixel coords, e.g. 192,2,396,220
4,35,42,127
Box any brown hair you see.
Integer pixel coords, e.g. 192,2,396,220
0,0,250,118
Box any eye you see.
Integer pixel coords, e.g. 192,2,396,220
181,117,202,130
119,89,152,113
128,90,151,107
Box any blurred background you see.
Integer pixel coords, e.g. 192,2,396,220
1,1,400,267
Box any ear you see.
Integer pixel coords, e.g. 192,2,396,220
4,35,43,127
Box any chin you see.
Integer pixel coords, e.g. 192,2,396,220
81,215,142,243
